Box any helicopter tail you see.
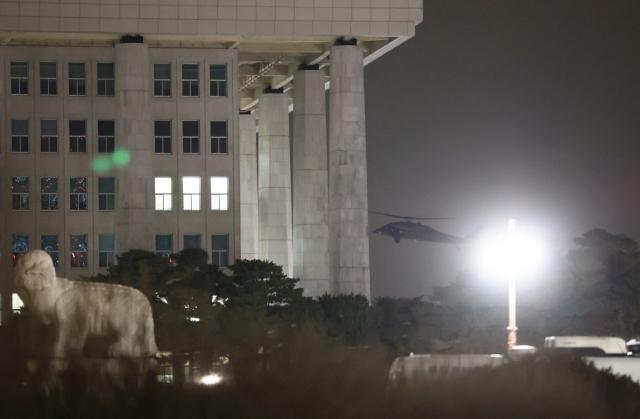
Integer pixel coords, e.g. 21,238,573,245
465,225,484,243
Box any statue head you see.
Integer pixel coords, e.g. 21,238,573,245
14,250,57,310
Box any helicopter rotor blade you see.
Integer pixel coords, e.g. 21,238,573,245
369,211,456,221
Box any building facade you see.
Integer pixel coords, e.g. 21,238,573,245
0,0,423,322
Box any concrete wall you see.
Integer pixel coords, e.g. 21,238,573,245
0,0,422,38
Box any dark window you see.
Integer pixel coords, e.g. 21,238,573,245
40,62,57,95
11,177,29,211
182,64,198,97
70,234,88,268
98,177,115,210
210,121,228,154
10,62,28,95
97,63,115,96
182,121,199,154
41,177,59,211
41,119,58,153
70,177,87,211
209,64,227,97
11,119,29,153
69,120,87,152
154,120,172,154
184,235,201,249
98,120,115,153
12,235,30,267
99,234,115,268
69,62,86,96
154,63,171,97
156,235,172,258
41,235,59,268
211,234,229,267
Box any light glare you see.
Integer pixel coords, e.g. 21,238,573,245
201,374,223,385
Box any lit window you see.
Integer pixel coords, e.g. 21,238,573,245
40,62,57,95
41,177,59,211
182,176,201,211
13,294,24,315
97,63,115,96
209,64,227,97
12,235,29,267
184,234,201,249
69,120,87,153
69,62,86,96
211,235,228,268
10,62,28,95
70,234,88,268
182,64,199,97
182,121,199,154
98,120,115,153
155,177,172,211
98,177,115,211
70,177,87,211
156,235,172,258
11,119,29,153
210,121,228,154
210,177,229,211
99,234,115,268
41,119,58,153
41,234,59,268
154,63,171,97
154,121,171,154
11,177,29,211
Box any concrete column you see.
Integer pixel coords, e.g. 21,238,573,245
239,112,259,260
292,69,330,296
329,44,371,299
115,42,154,253
258,92,293,276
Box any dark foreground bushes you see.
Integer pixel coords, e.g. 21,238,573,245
2,348,640,419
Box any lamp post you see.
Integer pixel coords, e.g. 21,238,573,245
507,219,517,351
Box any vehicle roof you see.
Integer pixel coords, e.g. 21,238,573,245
544,336,627,354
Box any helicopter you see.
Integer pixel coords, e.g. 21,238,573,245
370,211,482,245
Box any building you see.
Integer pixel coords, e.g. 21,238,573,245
0,0,423,323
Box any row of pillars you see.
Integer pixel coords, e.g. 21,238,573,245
240,43,370,299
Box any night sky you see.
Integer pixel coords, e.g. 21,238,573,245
364,0,640,298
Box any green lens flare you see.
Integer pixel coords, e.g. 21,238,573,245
91,156,112,172
112,149,131,167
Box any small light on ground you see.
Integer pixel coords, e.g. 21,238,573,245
201,374,223,385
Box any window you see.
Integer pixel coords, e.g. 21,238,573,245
97,63,115,96
41,120,58,153
210,121,228,154
11,119,29,153
40,62,57,95
156,235,172,257
12,235,29,267
41,177,59,211
210,177,229,211
154,121,171,154
12,177,29,211
182,121,199,154
182,176,201,211
98,177,115,210
211,235,229,268
154,63,171,97
155,177,172,211
69,120,87,152
41,235,59,268
69,62,86,96
11,62,28,95
98,120,115,153
182,64,198,97
209,64,227,97
99,234,115,268
184,235,201,249
70,177,87,211
70,234,88,268
13,294,24,315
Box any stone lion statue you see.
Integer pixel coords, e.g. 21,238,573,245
14,250,158,359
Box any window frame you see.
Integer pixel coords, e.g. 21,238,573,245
182,176,201,211
41,234,60,268
210,120,228,154
154,120,172,154
210,176,229,211
40,61,57,96
182,120,200,154
12,234,30,267
11,177,30,211
10,61,29,95
41,177,59,211
209,64,227,97
69,119,87,153
11,119,29,153
211,234,229,268
181,63,199,97
70,234,88,268
155,234,173,258
97,120,115,154
184,234,201,249
155,177,172,211
40,119,59,153
98,177,115,211
154,63,171,97
96,62,115,97
68,62,86,96
99,234,115,268
69,177,88,211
